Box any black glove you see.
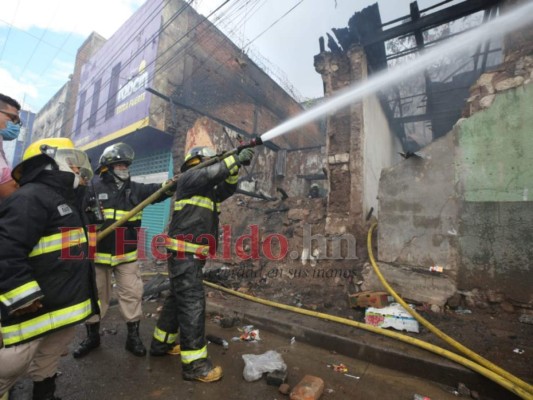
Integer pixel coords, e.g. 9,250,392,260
237,148,254,166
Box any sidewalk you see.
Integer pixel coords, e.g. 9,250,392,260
206,292,521,400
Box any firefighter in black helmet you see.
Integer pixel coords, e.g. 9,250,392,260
149,144,254,382
72,142,175,359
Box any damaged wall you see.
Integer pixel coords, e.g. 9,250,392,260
314,46,399,258
456,82,533,303
378,55,533,306
151,0,322,198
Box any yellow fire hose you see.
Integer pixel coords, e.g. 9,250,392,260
142,261,532,396
366,222,533,396
201,279,532,399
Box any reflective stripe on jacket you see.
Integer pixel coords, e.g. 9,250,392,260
91,174,170,266
0,170,99,347
167,155,240,255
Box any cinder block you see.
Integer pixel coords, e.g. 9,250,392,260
290,375,324,400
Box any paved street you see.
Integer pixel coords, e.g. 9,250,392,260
10,300,465,400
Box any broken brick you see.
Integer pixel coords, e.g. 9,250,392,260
290,375,324,400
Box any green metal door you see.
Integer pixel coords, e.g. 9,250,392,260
129,150,173,260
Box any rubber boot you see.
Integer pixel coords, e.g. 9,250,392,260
32,375,61,400
150,339,181,356
72,322,100,359
182,358,223,383
125,321,146,357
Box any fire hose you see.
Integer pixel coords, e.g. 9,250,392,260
95,137,263,243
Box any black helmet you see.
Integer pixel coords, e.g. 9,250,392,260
96,143,134,173
180,146,216,172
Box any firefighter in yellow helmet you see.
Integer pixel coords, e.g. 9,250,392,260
0,138,100,400
72,142,175,359
149,145,254,382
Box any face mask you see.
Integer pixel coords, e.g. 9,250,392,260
0,121,21,141
113,169,130,181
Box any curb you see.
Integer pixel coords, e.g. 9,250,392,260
206,295,519,400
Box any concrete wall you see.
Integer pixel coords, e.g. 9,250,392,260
66,32,106,138
378,82,533,305
456,83,533,303
378,132,460,273
363,93,402,218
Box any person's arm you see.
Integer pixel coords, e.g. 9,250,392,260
0,192,46,317
178,155,238,198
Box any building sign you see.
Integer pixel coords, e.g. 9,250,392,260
72,0,163,148
115,60,150,115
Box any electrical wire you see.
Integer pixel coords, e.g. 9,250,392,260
42,0,193,137
0,0,21,62
19,2,62,77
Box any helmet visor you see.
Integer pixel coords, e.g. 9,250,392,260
55,149,94,182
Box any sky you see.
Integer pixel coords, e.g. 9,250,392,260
0,0,457,112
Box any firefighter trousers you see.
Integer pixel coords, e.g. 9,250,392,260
0,326,76,396
86,261,143,324
155,257,207,363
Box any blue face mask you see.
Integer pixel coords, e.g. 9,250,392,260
0,121,21,141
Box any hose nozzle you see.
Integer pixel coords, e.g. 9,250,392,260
237,136,263,151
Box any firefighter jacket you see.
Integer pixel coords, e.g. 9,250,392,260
91,173,170,267
166,155,240,257
0,169,100,347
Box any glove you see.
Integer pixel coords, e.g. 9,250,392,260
237,148,254,166
162,179,177,196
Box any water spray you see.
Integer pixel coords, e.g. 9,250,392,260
260,1,533,143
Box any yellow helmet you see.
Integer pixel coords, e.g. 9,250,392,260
180,146,216,172
12,137,93,183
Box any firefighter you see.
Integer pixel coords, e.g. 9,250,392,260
0,138,99,400
149,145,254,382
73,142,175,358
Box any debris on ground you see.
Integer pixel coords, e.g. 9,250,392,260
348,291,394,309
206,334,229,349
238,325,261,341
242,350,286,382
365,303,420,333
326,363,348,373
279,383,291,394
266,369,288,386
344,374,360,380
290,375,324,400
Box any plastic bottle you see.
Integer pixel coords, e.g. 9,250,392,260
206,334,229,349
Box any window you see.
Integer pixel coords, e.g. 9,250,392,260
75,90,87,134
105,62,121,120
88,79,102,128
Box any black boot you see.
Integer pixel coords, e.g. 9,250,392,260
33,374,61,400
72,322,100,359
125,321,146,357
150,339,172,356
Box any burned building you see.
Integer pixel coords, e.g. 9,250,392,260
312,0,532,308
